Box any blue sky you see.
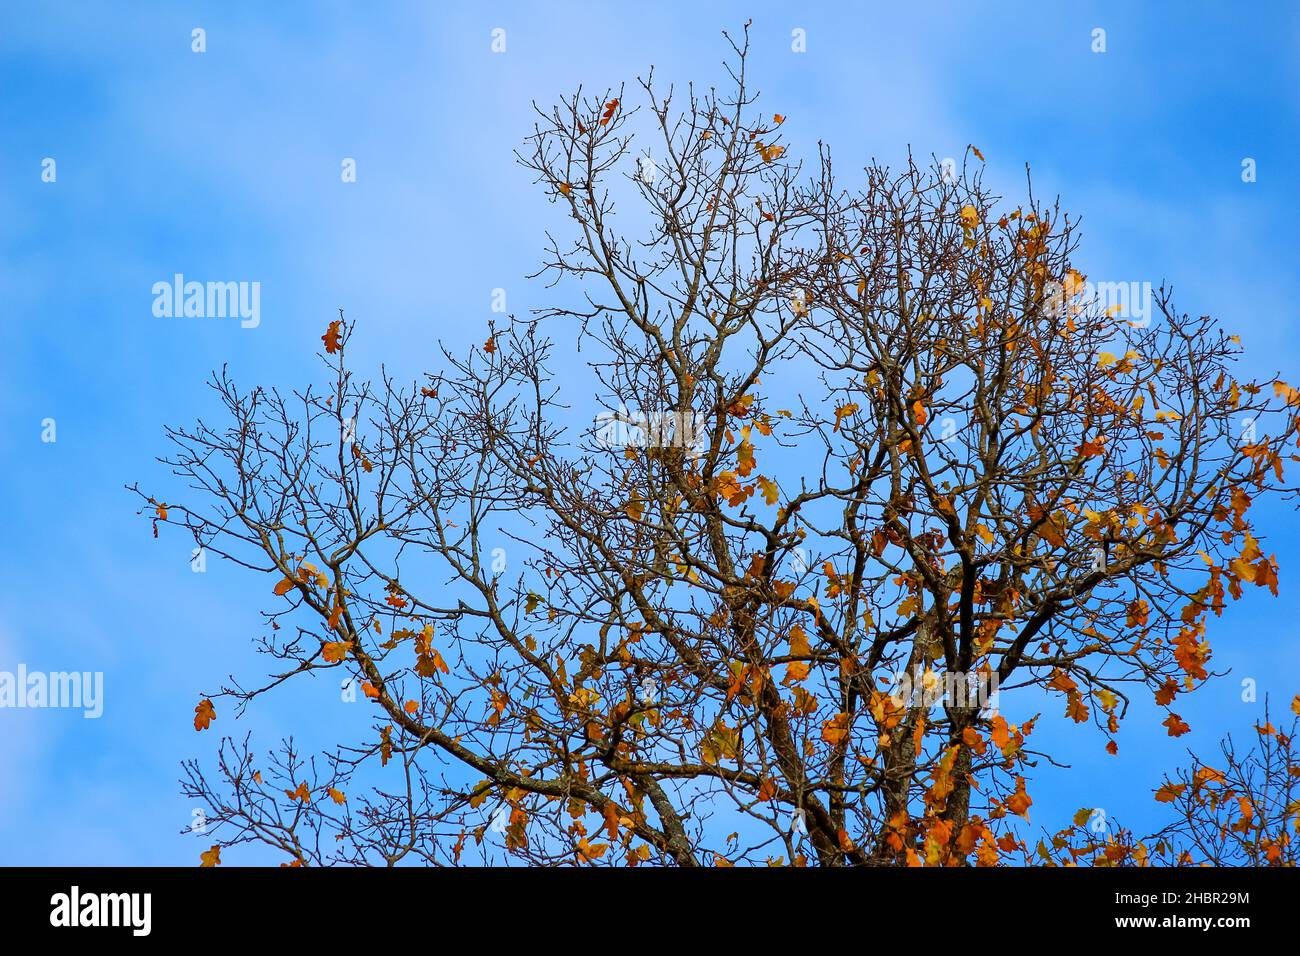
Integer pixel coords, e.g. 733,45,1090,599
1,1,1298,864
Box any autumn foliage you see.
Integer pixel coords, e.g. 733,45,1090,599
138,28,1300,866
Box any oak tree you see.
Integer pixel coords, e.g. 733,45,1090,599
138,28,1300,866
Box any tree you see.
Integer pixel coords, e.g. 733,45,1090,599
136,26,1300,866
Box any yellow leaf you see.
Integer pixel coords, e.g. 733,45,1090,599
833,402,859,433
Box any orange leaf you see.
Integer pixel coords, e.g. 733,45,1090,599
1126,599,1150,628
285,782,311,804
1154,782,1186,803
1064,693,1089,724
821,712,851,747
788,623,811,657
1194,766,1226,787
1163,713,1191,737
1155,677,1178,706
193,698,216,732
322,641,349,663
989,714,1011,751
1006,777,1032,818
782,661,810,685
322,320,343,354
